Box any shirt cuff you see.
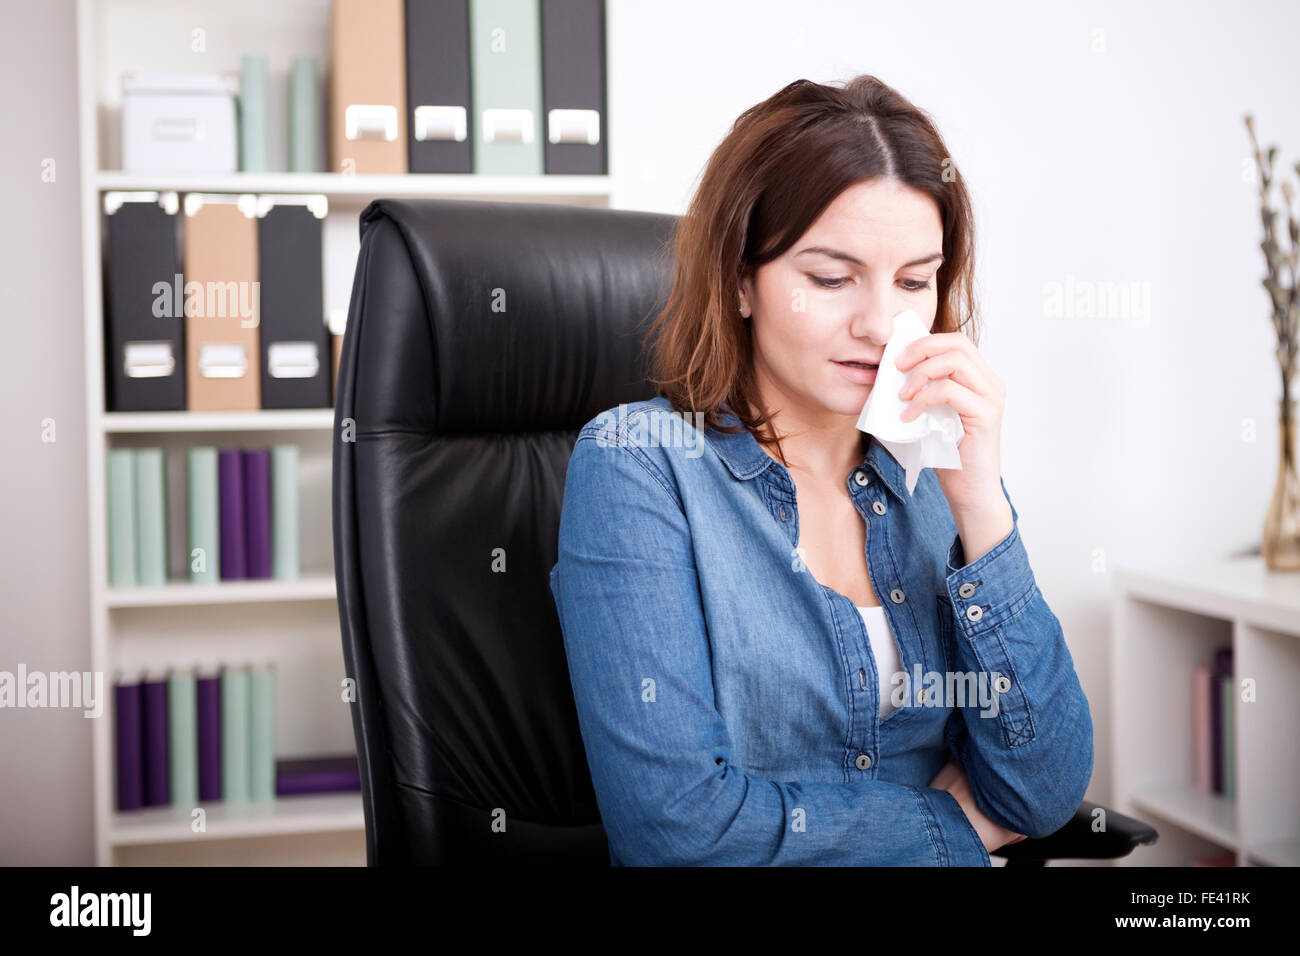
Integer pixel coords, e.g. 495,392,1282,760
944,522,1038,641
913,785,991,867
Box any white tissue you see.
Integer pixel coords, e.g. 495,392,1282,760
854,309,964,495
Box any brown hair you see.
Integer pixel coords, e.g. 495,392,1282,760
642,74,980,467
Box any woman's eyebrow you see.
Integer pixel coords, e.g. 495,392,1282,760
795,246,944,269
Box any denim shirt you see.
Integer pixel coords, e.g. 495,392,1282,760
548,395,1093,866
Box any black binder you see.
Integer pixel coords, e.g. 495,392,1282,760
405,0,473,173
103,192,184,411
256,197,330,408
540,0,607,175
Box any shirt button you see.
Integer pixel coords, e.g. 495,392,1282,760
855,753,872,771
890,588,905,604
958,582,977,598
853,470,869,486
966,605,983,622
871,500,887,515
778,505,789,521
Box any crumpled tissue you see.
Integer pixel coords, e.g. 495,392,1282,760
854,309,964,495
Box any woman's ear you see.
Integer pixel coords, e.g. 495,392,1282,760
738,269,753,319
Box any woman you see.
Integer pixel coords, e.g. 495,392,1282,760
548,75,1093,866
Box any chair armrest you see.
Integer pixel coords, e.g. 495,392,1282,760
992,801,1158,863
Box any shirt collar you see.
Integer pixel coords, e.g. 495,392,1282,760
703,401,908,503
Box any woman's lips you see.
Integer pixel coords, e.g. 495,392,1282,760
833,360,878,384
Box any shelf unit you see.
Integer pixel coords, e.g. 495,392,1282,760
1110,556,1300,866
78,0,612,864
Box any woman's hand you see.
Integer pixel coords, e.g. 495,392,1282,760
894,331,1007,522
928,758,1027,853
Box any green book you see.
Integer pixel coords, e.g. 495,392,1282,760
271,445,299,580
107,448,136,587
470,0,543,174
168,668,198,808
239,54,269,172
221,666,250,802
249,664,276,801
133,448,167,587
188,447,220,583
1220,673,1235,802
289,56,321,173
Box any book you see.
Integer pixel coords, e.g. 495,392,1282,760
271,445,299,579
196,670,222,801
243,448,272,579
187,447,220,583
168,668,198,808
218,450,247,579
276,755,361,795
249,664,276,801
114,676,144,811
141,672,170,806
133,448,167,587
107,449,136,587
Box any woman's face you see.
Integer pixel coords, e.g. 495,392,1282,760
739,177,944,425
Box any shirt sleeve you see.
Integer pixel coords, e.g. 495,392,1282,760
549,431,990,866
940,476,1095,839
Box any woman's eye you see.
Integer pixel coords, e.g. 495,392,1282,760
901,279,933,292
811,275,849,289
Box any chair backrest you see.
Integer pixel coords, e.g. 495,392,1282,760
333,198,678,864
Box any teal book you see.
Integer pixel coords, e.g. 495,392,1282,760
221,665,250,802
289,56,322,173
168,668,198,808
1220,673,1235,802
271,444,299,579
107,448,136,587
470,0,543,174
188,447,220,583
133,448,167,587
239,54,269,172
249,664,276,801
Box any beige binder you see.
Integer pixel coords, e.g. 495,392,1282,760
330,0,408,174
183,194,260,411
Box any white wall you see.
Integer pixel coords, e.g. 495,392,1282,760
3,0,1298,862
0,0,92,864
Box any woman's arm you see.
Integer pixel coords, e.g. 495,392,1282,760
939,478,1095,840
550,428,990,866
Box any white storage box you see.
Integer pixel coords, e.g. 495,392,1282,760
121,72,238,173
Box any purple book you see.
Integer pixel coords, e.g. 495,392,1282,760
197,672,222,801
1211,647,1232,793
242,448,272,579
276,755,361,796
142,676,170,806
115,679,144,811
219,450,246,579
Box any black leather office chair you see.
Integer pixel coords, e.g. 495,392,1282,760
332,197,1158,866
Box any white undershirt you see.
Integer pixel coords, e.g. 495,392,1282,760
856,604,903,716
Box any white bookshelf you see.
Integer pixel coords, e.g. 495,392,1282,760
1110,556,1300,866
78,0,613,865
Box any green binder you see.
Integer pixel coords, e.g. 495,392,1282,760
470,0,543,174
